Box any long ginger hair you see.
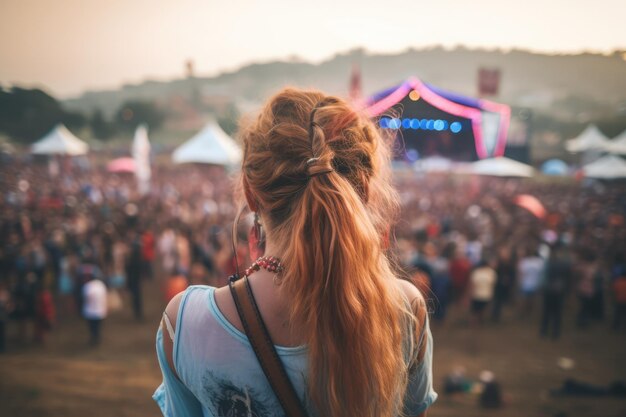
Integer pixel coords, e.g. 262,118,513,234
238,88,419,417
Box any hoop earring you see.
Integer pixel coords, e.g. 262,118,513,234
248,212,266,259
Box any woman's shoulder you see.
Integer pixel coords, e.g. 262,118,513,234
395,278,427,310
164,285,216,324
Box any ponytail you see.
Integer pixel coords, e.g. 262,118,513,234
277,171,408,417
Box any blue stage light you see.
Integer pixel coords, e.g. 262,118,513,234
410,118,420,129
426,119,435,130
434,120,445,131
402,118,411,129
379,117,390,129
450,122,462,133
389,118,401,129
419,119,429,129
442,120,449,130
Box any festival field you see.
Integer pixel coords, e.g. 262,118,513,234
1,281,624,417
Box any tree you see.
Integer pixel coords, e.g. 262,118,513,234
90,109,117,140
0,87,85,143
115,100,165,132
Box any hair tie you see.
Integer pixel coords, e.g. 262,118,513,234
306,102,333,178
308,104,322,146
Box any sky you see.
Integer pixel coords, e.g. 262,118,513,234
1,0,625,98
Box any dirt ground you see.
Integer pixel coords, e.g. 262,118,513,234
1,281,625,417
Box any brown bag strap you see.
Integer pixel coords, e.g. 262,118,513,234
228,275,309,417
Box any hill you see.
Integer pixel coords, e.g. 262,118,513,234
63,47,626,120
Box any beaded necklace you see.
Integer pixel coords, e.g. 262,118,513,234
244,255,284,277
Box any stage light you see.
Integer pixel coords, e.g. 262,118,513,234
410,118,420,129
402,118,411,129
409,90,421,101
426,119,435,130
420,119,429,129
450,122,462,133
442,120,449,130
389,118,401,129
434,119,445,131
379,117,390,129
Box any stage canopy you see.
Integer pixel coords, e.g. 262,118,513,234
469,156,534,177
172,120,242,166
31,124,88,155
565,124,610,153
365,77,510,161
605,130,626,155
582,155,626,179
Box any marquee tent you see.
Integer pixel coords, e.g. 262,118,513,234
31,124,88,155
565,125,610,153
605,130,626,155
365,77,510,161
469,156,534,177
172,121,242,166
582,155,626,179
413,156,453,172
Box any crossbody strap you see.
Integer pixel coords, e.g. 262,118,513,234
228,275,309,417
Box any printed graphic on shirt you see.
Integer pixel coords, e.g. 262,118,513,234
202,371,281,417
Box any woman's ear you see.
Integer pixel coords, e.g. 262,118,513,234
243,177,258,212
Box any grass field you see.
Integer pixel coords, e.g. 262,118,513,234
1,281,625,417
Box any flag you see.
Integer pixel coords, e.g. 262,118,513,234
132,124,151,195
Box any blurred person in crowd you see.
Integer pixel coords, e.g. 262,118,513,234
429,242,452,322
74,250,103,318
612,269,626,332
191,231,215,276
188,262,209,286
577,250,600,328
540,244,572,339
13,269,36,344
0,280,13,353
164,272,188,303
517,247,545,317
141,228,155,281
158,226,177,278
470,259,497,325
34,281,55,344
110,236,127,289
409,231,434,280
57,251,75,316
492,246,516,322
126,229,144,320
465,233,483,266
449,243,472,305
82,273,107,346
175,229,191,276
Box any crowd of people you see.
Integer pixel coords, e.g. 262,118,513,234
392,172,626,338
0,155,625,352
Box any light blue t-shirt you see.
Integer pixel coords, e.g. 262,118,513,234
153,285,437,417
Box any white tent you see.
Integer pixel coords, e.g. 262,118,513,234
565,124,610,153
604,130,626,155
413,156,453,173
582,155,626,179
172,121,242,166
31,124,88,155
469,156,534,177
